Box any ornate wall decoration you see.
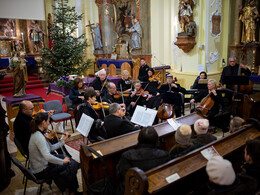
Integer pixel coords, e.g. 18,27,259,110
208,51,220,64
210,0,222,38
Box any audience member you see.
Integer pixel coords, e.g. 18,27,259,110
206,156,257,194
116,126,170,194
104,103,139,138
229,116,245,133
29,113,81,194
191,119,217,149
169,125,194,159
191,71,207,89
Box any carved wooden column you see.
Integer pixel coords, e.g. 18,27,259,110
233,0,242,45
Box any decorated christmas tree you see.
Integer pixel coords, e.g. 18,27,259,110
42,0,91,82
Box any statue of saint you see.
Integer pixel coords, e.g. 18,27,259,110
239,0,259,43
9,52,28,97
91,23,103,50
178,0,196,33
29,20,45,52
127,17,142,49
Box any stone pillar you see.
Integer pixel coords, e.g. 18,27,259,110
233,0,242,46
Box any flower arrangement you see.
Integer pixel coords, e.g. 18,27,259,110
56,76,73,88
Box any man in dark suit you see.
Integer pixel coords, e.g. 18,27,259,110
104,103,139,139
138,58,149,82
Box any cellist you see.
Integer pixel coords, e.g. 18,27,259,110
190,79,223,126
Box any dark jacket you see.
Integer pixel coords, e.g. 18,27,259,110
192,77,208,89
220,64,251,89
13,111,32,155
191,134,217,149
117,79,132,91
158,83,186,94
241,162,260,191
207,175,257,195
78,102,107,142
69,87,84,106
170,144,195,159
92,77,111,95
104,114,138,138
138,64,150,81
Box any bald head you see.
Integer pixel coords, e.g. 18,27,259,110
19,100,34,117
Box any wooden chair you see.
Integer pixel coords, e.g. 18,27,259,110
108,64,117,77
100,64,107,71
121,62,131,77
132,65,140,80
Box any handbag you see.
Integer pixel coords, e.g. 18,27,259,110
81,146,115,195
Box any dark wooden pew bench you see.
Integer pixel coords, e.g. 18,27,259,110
124,124,260,195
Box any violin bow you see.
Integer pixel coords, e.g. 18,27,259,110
53,129,67,157
120,84,125,105
134,82,150,105
99,96,106,117
100,73,110,94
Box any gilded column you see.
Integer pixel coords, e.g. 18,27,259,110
233,0,242,45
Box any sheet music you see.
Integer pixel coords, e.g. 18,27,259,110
200,146,219,160
131,106,157,127
76,113,94,137
167,118,182,130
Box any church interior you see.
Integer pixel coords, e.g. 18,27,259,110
1,0,260,194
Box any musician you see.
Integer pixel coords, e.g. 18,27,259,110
147,68,161,94
78,88,107,142
191,71,207,89
92,69,111,96
28,112,81,194
104,103,139,139
116,126,170,194
190,79,223,126
220,56,251,90
117,70,132,91
157,74,186,117
69,78,85,127
138,58,149,82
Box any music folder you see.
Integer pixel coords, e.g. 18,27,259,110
222,76,249,85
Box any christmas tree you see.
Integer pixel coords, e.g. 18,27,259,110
42,0,91,82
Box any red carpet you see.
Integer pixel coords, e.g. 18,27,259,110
66,137,88,151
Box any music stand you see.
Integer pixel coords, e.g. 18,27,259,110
222,76,249,85
197,79,208,90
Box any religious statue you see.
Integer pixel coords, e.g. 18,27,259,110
28,20,45,53
9,52,28,97
91,23,103,50
239,0,259,43
127,17,142,50
178,0,196,34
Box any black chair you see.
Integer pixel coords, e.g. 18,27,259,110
14,137,29,184
11,157,52,195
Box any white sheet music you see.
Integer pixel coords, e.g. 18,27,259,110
131,106,157,127
167,118,182,130
76,113,94,137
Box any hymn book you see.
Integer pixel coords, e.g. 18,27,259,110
131,105,157,127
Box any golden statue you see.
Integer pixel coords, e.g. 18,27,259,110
178,0,196,33
239,0,259,43
9,52,28,97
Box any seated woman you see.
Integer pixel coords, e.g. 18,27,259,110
147,68,161,94
28,112,80,194
191,71,207,89
116,126,170,194
69,78,85,127
190,79,223,126
170,125,194,159
191,119,217,149
241,137,260,192
229,116,245,133
117,70,132,91
78,88,107,142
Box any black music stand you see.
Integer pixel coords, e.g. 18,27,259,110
222,76,249,86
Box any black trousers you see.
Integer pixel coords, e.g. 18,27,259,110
35,154,80,193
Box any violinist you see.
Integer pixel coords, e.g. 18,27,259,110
117,70,132,91
190,79,223,126
104,103,139,139
69,78,85,127
28,112,81,194
147,68,161,94
92,69,111,96
156,75,186,117
77,88,107,142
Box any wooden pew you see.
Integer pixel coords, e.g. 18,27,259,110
80,113,202,193
124,124,260,195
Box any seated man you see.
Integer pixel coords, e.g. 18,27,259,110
92,69,111,97
104,103,139,139
116,126,170,194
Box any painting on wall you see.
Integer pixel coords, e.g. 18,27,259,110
0,19,16,38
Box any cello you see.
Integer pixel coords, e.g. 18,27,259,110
196,93,215,117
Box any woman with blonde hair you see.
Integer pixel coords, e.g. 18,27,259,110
118,70,132,91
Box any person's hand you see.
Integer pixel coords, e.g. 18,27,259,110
171,83,178,88
48,110,55,118
130,102,136,107
211,89,217,96
63,157,70,164
131,91,136,97
79,96,84,100
156,92,160,96
146,94,152,101
62,132,70,141
240,63,247,70
190,99,195,104
95,90,100,96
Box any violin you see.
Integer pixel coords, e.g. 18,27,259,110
92,101,110,110
113,89,132,99
43,129,70,140
196,93,215,117
149,75,161,82
135,88,149,98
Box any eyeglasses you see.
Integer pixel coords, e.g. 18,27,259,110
229,61,235,62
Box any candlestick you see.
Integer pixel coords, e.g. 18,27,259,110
21,32,24,43
11,29,13,37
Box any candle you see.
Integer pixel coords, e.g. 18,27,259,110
11,29,13,37
21,32,24,43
